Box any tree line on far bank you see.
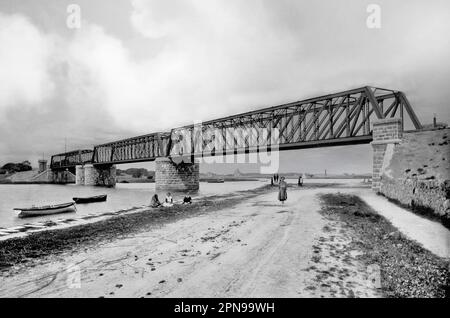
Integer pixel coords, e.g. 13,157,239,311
0,161,32,174
117,168,154,179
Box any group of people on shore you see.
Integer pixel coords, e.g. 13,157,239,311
150,173,291,208
272,174,281,183
150,192,192,208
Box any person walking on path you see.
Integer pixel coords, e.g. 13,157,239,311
278,176,287,204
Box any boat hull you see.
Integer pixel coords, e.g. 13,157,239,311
72,195,107,204
16,202,77,218
205,179,225,183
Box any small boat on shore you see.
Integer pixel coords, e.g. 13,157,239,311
14,202,76,218
72,194,107,204
206,178,225,183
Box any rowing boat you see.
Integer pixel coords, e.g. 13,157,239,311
205,178,225,183
72,194,107,204
14,202,76,218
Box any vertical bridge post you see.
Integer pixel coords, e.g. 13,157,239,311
371,118,403,192
155,157,199,192
78,164,116,187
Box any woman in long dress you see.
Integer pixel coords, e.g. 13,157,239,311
150,194,161,208
278,176,287,204
163,192,174,207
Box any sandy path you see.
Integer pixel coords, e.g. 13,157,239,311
0,188,380,298
358,192,450,259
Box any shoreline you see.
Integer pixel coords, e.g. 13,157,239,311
0,186,380,297
1,184,447,298
0,176,369,185
0,182,348,270
0,185,273,271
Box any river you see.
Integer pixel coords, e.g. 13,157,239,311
0,178,366,228
0,180,269,228
1,178,448,259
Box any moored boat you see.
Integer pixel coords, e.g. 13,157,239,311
72,194,107,204
14,202,76,218
206,178,225,183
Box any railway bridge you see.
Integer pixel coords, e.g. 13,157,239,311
49,86,423,192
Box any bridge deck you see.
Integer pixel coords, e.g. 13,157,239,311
50,86,422,169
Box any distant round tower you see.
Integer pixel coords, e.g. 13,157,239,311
38,159,47,173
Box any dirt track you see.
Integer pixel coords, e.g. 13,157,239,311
0,188,381,298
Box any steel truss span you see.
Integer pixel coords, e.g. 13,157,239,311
50,86,422,169
50,149,93,170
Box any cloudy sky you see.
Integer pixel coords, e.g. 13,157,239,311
0,0,449,174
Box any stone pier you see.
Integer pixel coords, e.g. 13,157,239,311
371,118,449,222
371,118,403,192
84,164,99,186
51,169,76,184
155,157,199,192
78,164,116,187
75,165,85,185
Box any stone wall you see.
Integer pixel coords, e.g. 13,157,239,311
84,164,99,186
371,118,403,192
75,165,85,185
31,169,54,183
83,164,116,187
155,157,199,192
373,124,450,223
51,170,76,184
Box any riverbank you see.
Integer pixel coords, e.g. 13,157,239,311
0,185,273,271
0,182,336,269
0,184,447,297
319,193,449,297
0,186,380,298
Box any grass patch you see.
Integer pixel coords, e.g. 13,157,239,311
380,194,450,230
320,193,449,298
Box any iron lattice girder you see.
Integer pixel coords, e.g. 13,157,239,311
50,149,93,170
50,86,423,167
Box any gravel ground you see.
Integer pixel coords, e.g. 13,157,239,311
0,186,379,298
320,193,449,298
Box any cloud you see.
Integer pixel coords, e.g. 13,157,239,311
0,13,54,112
126,0,450,126
0,14,134,165
0,0,449,168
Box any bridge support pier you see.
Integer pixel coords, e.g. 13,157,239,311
155,157,199,192
371,118,402,192
84,164,116,187
75,165,85,185
49,169,76,184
